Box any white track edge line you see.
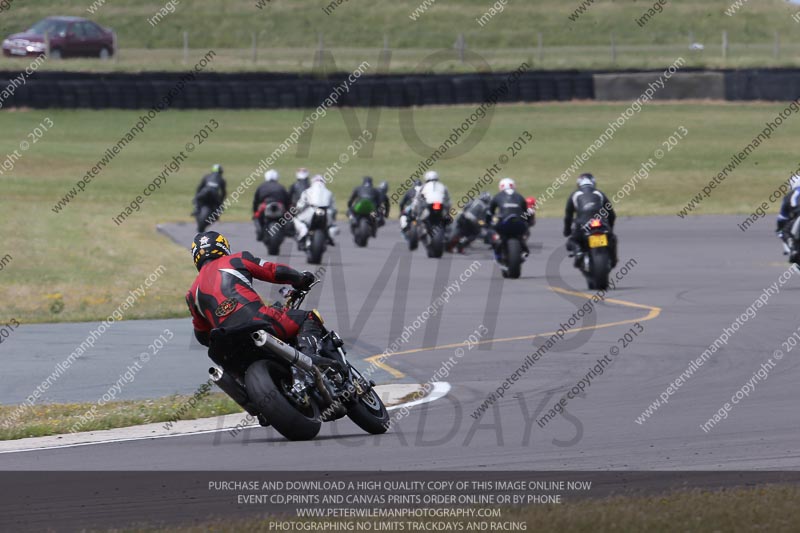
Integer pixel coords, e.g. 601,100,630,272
0,382,451,454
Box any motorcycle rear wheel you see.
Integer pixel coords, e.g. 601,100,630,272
427,226,445,258
506,238,522,279
245,360,321,441
307,230,326,264
196,206,213,232
266,230,282,255
354,218,370,247
589,247,611,291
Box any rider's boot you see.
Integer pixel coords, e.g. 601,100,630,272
566,240,582,268
297,312,344,371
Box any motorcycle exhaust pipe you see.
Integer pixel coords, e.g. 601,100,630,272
209,366,260,417
252,330,315,372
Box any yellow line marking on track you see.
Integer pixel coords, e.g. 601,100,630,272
364,287,662,379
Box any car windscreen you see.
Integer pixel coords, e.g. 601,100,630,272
28,19,69,37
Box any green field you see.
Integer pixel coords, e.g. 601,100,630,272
1,102,796,323
1,0,800,71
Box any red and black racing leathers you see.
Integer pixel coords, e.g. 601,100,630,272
186,251,307,347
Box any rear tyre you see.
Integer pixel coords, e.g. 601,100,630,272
427,226,444,258
99,47,111,60
49,48,62,60
590,248,611,291
506,238,522,279
307,230,325,264
197,206,213,232
355,218,370,247
266,231,282,255
407,230,419,251
244,360,321,441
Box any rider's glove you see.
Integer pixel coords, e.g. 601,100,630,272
562,227,571,238
292,270,316,291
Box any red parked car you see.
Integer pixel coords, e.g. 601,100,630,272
2,16,115,59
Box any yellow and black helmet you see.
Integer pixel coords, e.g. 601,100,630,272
191,231,231,271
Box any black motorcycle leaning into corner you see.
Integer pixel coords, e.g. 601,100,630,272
210,279,390,441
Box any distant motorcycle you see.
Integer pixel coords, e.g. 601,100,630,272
302,208,331,265
258,201,287,256
780,218,800,268
401,210,419,251
417,202,448,258
575,218,613,290
492,214,527,279
349,197,378,248
448,211,489,253
209,279,390,441
194,186,222,232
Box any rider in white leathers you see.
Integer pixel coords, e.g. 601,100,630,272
414,170,451,217
293,174,338,247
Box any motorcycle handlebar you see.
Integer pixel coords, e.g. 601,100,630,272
281,278,320,308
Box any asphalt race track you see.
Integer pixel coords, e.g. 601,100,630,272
2,214,800,472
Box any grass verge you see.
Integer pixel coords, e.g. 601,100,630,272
0,391,241,440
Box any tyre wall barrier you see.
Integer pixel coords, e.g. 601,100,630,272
0,69,798,110
0,70,593,110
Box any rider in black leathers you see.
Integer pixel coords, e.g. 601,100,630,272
253,170,290,241
399,179,422,237
377,181,390,226
489,178,530,260
563,173,617,268
348,176,382,215
348,176,383,236
775,175,800,259
193,164,227,229
288,168,311,212
195,164,227,207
